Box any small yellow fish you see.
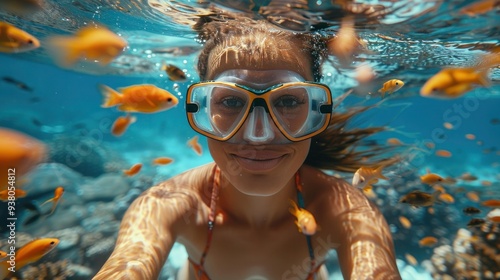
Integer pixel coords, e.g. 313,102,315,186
47,25,127,67
0,188,27,201
111,113,136,137
0,251,7,261
289,200,318,236
378,79,404,98
40,186,64,215
100,84,179,113
399,190,440,207
420,67,490,98
418,236,438,247
420,170,445,185
187,135,203,156
352,165,388,190
0,21,40,53
123,163,142,176
0,238,59,279
162,63,187,81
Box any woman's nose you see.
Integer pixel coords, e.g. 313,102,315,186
242,106,276,143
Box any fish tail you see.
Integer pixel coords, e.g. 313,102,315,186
99,84,122,108
0,260,11,279
47,37,80,67
40,197,54,207
476,69,491,87
431,190,442,204
47,199,61,216
288,199,299,216
375,166,388,180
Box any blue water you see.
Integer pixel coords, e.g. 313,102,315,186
1,0,499,279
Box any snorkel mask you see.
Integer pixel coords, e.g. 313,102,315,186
186,69,333,142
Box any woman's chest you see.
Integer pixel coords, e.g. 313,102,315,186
184,221,332,280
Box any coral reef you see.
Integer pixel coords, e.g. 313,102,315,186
424,209,500,280
47,135,125,178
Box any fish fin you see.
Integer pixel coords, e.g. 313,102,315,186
431,190,442,204
40,197,54,207
289,199,299,216
99,84,122,108
47,37,80,67
47,200,60,216
375,166,388,180
0,260,12,279
294,221,302,233
477,69,491,87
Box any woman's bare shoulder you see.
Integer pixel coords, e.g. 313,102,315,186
128,163,216,228
303,165,374,214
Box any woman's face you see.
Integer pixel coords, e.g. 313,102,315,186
206,46,315,196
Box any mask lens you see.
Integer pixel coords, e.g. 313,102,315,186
270,85,330,139
188,84,250,139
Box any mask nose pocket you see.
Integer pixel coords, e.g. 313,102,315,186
243,106,275,142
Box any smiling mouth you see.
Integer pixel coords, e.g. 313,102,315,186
232,154,286,172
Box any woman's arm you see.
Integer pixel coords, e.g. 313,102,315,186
333,185,401,280
92,180,197,279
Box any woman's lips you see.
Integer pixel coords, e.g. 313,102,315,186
232,153,286,172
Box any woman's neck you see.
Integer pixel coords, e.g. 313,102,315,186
217,173,297,229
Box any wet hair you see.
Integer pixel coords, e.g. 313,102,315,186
195,18,329,82
194,18,397,173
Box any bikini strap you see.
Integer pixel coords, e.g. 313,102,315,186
295,171,316,275
199,164,221,267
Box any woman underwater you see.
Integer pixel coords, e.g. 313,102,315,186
94,17,402,280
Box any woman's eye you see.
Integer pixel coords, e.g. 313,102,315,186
221,97,244,108
275,96,301,108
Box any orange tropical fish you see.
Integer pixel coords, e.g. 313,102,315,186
289,200,318,236
0,251,6,261
419,236,438,247
405,253,418,266
0,128,46,190
465,133,476,140
0,21,40,53
0,238,59,279
487,215,500,223
187,135,202,156
435,149,452,157
466,191,480,202
40,186,64,215
47,25,127,67
420,67,490,99
162,63,187,81
386,138,403,146
123,163,142,176
443,122,454,129
100,84,179,114
481,199,500,207
399,216,412,229
327,16,367,66
351,165,388,190
111,113,136,136
378,79,404,98
420,171,445,185
459,0,498,16
0,188,27,201
438,193,455,204
152,157,174,165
